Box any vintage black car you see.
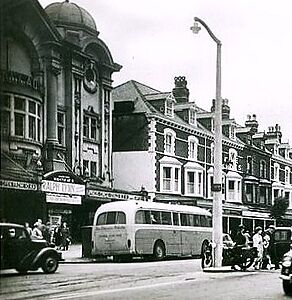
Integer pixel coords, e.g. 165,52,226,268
0,223,62,274
270,227,292,268
280,248,292,295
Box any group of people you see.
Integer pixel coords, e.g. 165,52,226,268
233,224,276,270
24,219,71,251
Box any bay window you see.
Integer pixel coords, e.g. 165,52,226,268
0,93,42,142
160,162,181,194
184,162,204,197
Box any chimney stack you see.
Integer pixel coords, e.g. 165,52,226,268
172,76,189,103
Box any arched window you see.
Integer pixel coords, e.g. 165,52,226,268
164,128,176,155
188,136,198,160
228,148,237,170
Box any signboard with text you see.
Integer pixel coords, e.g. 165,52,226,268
88,190,143,201
0,179,38,191
41,180,85,196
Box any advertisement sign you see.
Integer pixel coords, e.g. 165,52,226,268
46,193,82,205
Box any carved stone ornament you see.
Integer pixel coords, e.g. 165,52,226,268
83,66,97,94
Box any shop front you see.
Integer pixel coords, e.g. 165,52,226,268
85,187,145,226
41,171,85,241
0,179,45,226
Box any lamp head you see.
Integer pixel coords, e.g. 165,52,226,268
190,20,201,34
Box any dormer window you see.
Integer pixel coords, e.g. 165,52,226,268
274,144,279,155
211,118,214,132
164,128,176,155
230,125,235,140
165,94,176,117
165,100,173,117
189,109,196,125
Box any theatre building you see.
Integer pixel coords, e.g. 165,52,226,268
0,0,142,240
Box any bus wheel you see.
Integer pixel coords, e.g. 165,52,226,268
201,241,212,269
153,241,165,260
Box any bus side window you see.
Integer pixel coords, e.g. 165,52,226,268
200,215,212,227
161,212,171,225
135,210,145,224
173,212,179,226
116,212,126,224
97,212,107,225
193,215,200,227
181,214,188,226
145,210,151,224
151,211,161,224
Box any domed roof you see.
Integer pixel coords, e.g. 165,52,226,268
45,1,97,32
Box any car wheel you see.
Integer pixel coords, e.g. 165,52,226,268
283,280,292,295
41,255,59,274
238,256,254,271
153,241,165,261
201,241,212,269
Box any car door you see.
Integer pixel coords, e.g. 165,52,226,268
3,226,32,268
272,229,291,263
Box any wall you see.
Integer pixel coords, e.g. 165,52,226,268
113,151,156,192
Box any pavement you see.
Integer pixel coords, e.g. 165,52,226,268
60,244,236,272
59,244,100,263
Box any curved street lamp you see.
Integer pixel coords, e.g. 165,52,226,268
191,17,223,267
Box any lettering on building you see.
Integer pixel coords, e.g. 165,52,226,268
0,180,38,191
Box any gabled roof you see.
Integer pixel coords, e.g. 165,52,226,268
113,79,245,147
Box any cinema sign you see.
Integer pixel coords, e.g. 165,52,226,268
41,171,85,205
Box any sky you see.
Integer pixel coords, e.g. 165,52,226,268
39,0,292,143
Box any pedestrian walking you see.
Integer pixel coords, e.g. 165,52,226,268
31,222,43,240
43,221,53,244
61,222,71,251
253,226,264,270
54,223,62,250
24,222,32,236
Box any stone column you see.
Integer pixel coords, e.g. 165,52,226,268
46,65,60,144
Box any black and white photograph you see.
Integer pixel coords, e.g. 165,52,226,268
1,0,292,299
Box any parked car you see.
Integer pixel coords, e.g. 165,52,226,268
280,245,292,295
270,227,292,268
0,223,62,274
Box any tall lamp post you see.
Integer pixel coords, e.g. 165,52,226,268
191,17,223,267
